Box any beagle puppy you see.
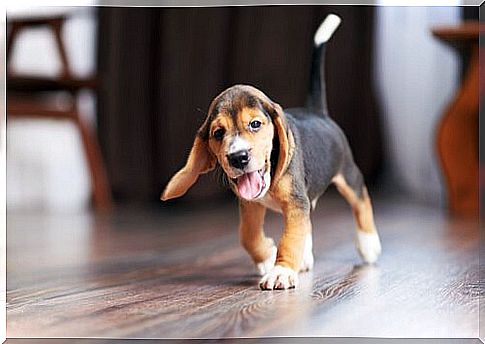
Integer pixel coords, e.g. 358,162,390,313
162,14,381,290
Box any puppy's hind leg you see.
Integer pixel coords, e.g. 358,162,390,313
239,201,277,276
332,164,382,264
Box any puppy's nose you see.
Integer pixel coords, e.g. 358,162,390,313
228,150,250,170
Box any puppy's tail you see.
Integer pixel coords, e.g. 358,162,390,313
308,14,341,116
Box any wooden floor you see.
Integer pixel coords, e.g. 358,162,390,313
6,193,480,340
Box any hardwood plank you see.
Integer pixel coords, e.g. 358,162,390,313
7,195,480,338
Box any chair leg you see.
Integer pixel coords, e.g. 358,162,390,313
73,109,113,212
7,23,20,75
436,45,479,218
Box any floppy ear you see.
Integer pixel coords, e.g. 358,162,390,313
161,136,216,201
263,101,294,184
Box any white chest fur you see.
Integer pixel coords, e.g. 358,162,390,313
256,194,282,213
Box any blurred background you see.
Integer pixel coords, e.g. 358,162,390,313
6,5,479,215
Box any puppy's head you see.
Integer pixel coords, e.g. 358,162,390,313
161,85,291,202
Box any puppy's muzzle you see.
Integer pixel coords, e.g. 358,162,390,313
227,150,250,170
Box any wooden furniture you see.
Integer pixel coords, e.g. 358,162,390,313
7,14,112,212
432,22,482,218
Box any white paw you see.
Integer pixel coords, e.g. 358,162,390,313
256,245,277,276
300,232,314,272
259,265,299,290
356,231,382,264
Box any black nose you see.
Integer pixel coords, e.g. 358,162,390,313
228,150,250,170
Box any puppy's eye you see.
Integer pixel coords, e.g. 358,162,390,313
213,128,225,141
249,120,262,130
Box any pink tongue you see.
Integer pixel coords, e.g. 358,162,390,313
237,171,262,200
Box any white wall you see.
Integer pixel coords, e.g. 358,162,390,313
7,7,97,212
375,6,461,205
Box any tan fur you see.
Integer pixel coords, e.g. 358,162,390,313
270,174,311,271
161,137,216,200
207,112,238,177
332,174,377,234
239,200,274,263
208,107,274,179
257,193,282,213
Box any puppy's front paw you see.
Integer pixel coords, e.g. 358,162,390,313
356,231,382,264
256,245,277,276
259,265,299,290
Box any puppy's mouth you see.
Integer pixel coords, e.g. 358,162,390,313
233,168,266,200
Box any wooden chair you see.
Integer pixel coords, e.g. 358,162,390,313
432,22,482,218
7,14,113,212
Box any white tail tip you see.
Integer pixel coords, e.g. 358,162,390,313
314,14,342,47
